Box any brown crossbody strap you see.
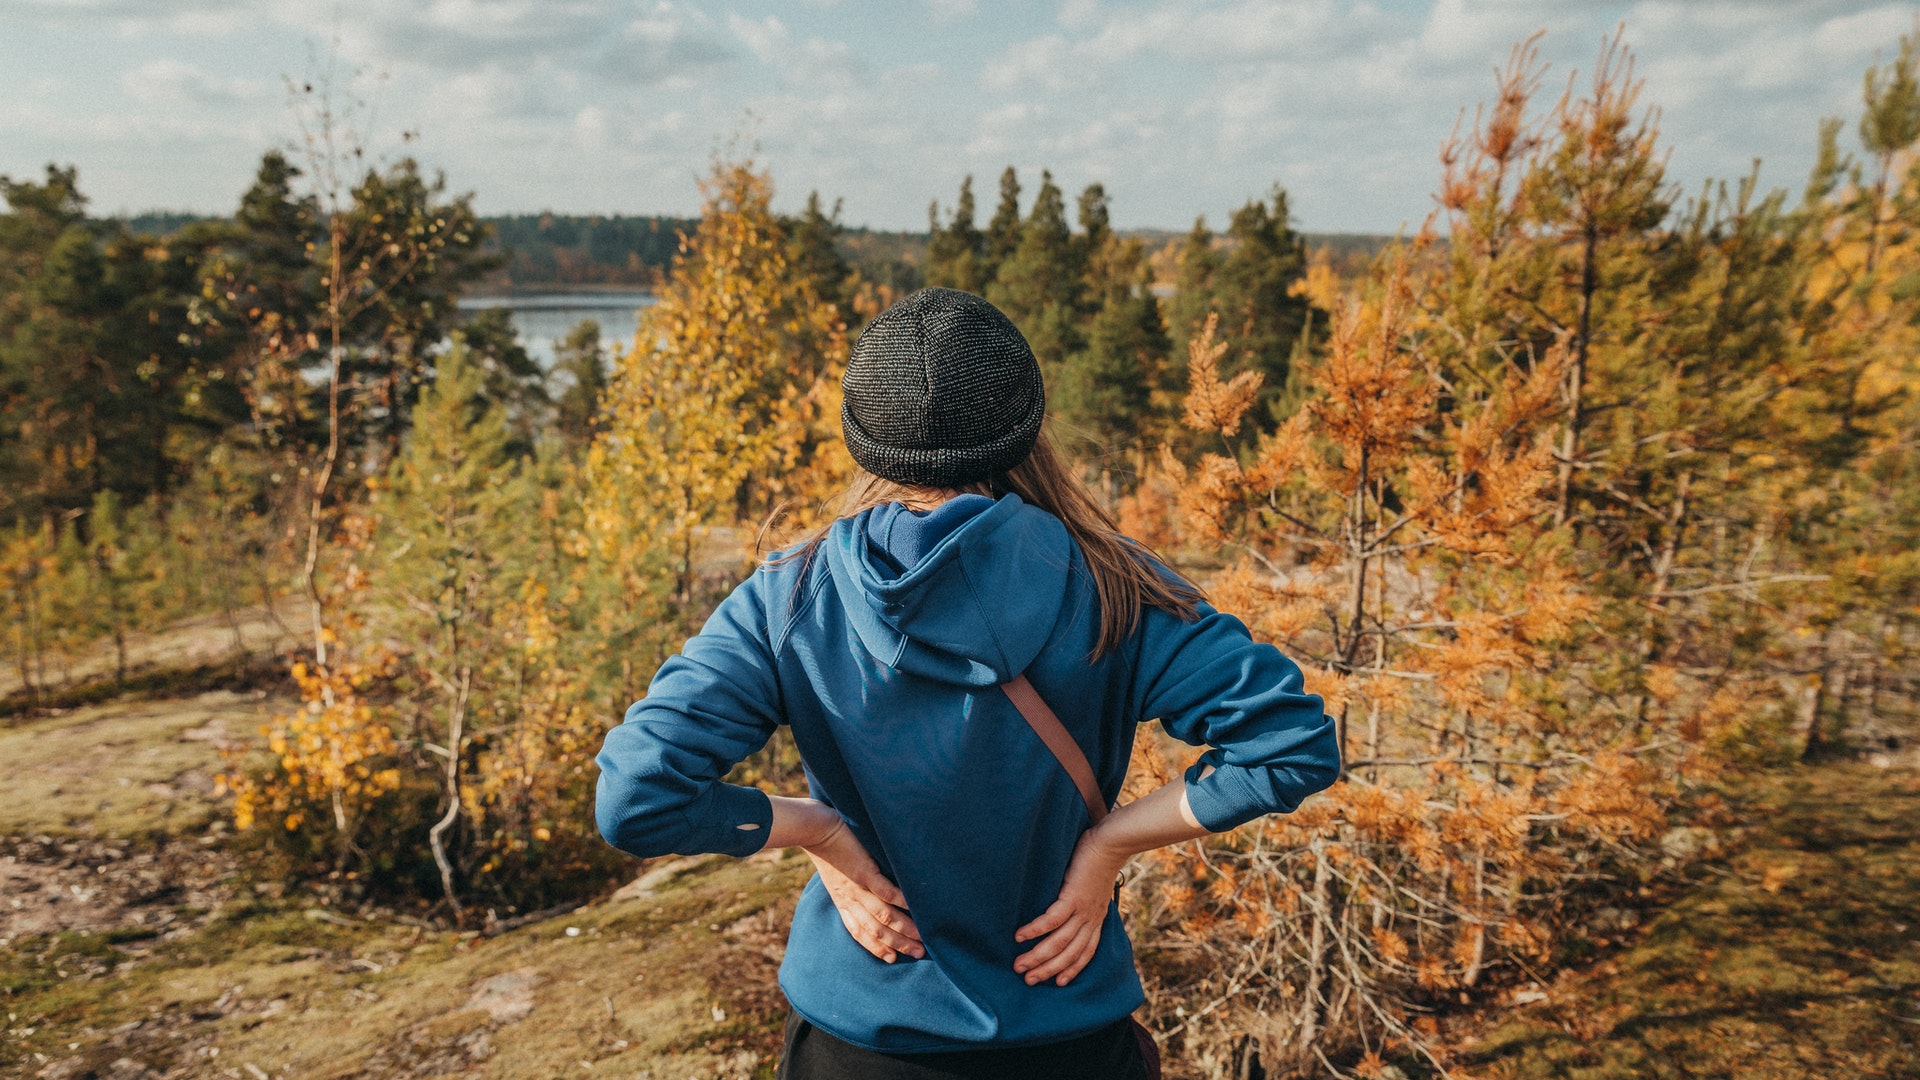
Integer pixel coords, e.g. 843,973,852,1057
1002,674,1109,825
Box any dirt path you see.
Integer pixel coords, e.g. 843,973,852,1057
1,602,300,706
0,681,807,1080
2,848,806,1080
0,835,236,954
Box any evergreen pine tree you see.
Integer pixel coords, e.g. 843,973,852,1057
1515,36,1670,524
926,176,988,293
0,169,199,523
1055,247,1169,465
1050,181,1171,465
1213,186,1311,408
1858,32,1920,271
1165,216,1220,363
188,152,325,459
448,307,549,454
787,191,854,308
988,170,1081,365
334,159,500,463
231,151,320,321
984,166,1023,280
553,319,606,449
1074,183,1115,297
376,340,528,916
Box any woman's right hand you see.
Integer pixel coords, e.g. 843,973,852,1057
804,817,924,964
1012,827,1128,986
1012,775,1213,987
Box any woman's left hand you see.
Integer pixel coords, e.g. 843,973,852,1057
805,818,924,964
766,795,923,963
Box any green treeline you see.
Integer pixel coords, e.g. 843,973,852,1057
485,212,693,286
0,154,508,528
921,166,1319,468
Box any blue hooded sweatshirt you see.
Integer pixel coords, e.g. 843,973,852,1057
595,493,1339,1053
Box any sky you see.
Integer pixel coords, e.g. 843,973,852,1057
2,0,1916,233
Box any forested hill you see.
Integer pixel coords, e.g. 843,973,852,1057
481,213,695,287
119,210,1389,292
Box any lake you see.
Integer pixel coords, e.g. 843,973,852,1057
456,290,655,368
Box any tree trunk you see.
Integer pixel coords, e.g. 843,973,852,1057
1296,839,1332,1057
1648,470,1693,606
1366,702,1380,784
429,663,472,923
1555,226,1599,527
1800,628,1837,761
304,217,348,672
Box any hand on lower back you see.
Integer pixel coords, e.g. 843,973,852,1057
1012,828,1128,987
1011,777,1212,987
805,818,923,964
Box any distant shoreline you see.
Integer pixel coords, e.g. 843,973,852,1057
457,288,657,312
460,283,657,300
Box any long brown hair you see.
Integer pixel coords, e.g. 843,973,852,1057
766,431,1204,657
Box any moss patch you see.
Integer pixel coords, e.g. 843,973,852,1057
3,850,812,1078
0,689,288,839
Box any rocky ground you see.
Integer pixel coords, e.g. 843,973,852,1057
0,622,804,1080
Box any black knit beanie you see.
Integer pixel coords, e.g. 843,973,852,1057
840,287,1045,488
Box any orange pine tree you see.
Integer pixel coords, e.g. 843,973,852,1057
1128,251,1648,1073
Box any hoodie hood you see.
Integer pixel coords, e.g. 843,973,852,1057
821,493,1075,687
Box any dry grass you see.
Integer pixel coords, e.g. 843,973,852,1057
0,672,808,1079
1461,763,1920,1079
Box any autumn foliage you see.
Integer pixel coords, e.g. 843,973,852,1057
214,160,845,916
9,23,1920,1080
1107,30,1920,1077
1127,255,1637,1075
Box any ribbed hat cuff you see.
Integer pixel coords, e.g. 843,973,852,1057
841,391,1043,487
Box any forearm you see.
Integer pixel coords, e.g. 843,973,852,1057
1086,773,1212,862
760,793,842,850
771,795,924,961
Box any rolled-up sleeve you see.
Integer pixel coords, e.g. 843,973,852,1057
595,574,783,859
1132,603,1340,833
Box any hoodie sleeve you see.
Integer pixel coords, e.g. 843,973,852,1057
1131,601,1341,833
595,571,784,860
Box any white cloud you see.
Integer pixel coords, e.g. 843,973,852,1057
1082,0,1392,65
573,104,610,150
981,35,1080,92
120,58,262,106
1,0,252,28
6,0,1919,229
1059,0,1101,30
925,0,979,22
965,101,1045,159
1419,0,1541,63
729,13,791,65
1812,4,1920,55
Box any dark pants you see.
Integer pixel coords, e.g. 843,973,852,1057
777,1011,1151,1080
